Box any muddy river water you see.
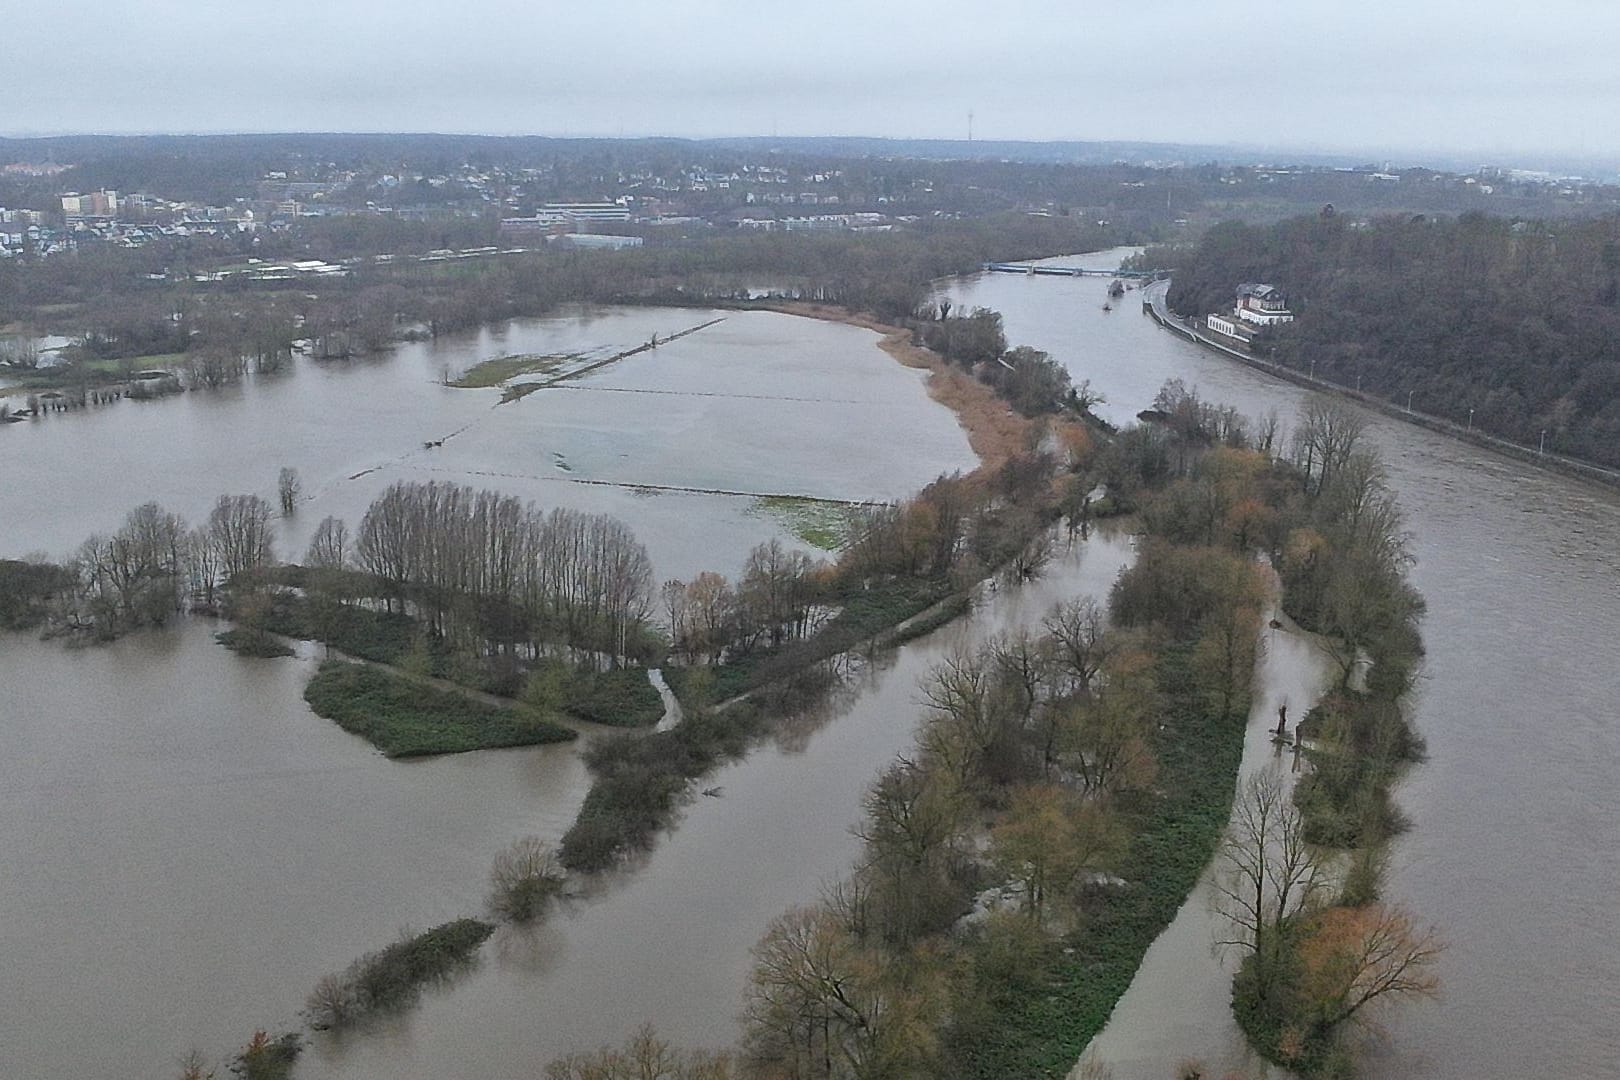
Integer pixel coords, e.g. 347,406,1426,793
945,251,1620,1079
3,258,1618,1077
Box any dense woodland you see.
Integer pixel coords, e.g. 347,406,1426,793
1167,211,1620,468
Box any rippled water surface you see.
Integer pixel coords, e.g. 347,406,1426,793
0,305,980,1078
2,305,977,577
947,250,1620,1079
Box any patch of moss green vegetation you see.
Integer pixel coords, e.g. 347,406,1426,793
215,627,295,658
566,666,664,727
447,352,571,389
303,660,576,757
559,698,776,871
523,658,664,728
751,496,849,551
943,645,1247,1077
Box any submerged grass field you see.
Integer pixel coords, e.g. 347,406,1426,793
446,352,574,388
750,495,850,551
303,661,577,756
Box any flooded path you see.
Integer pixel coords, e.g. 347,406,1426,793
1076,612,1335,1079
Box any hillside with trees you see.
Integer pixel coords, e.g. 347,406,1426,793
1166,211,1620,468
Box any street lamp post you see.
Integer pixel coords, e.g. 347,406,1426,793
1309,358,1317,381
1540,429,1548,455
1407,390,1414,413
1468,408,1475,430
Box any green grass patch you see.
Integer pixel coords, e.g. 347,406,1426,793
215,628,295,658
750,496,850,551
447,352,572,388
303,660,576,757
564,666,664,727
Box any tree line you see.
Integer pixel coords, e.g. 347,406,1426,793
559,386,1442,1078
1167,210,1620,468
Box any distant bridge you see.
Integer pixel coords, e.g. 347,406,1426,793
981,263,1166,279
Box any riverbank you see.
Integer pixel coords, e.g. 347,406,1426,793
1143,284,1620,493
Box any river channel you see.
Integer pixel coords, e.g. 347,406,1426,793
944,250,1620,1079
6,255,1618,1077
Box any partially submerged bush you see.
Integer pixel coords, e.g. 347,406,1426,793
488,836,566,923
229,1031,300,1080
304,919,494,1030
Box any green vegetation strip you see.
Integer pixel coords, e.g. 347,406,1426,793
446,352,572,388
946,647,1245,1076
306,918,495,1031
215,628,294,658
302,660,576,757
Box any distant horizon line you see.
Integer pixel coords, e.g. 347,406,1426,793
0,129,1612,175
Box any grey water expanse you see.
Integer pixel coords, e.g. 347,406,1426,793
945,251,1620,1079
1,305,977,577
3,256,1618,1078
0,305,978,1078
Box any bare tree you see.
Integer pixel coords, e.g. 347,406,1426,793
1214,766,1330,1003
1292,396,1367,495
206,494,276,582
744,906,941,1078
1296,903,1444,1030
1043,597,1115,696
487,836,565,923
277,467,301,516
305,516,349,570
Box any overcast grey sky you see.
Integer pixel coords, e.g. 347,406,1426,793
7,0,1617,164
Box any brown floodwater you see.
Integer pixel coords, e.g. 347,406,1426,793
946,251,1620,1079
0,304,983,1078
301,529,1137,1079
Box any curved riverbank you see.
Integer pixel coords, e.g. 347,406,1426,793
945,259,1620,1079
1143,283,1620,493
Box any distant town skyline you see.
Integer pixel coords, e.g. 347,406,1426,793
8,0,1619,170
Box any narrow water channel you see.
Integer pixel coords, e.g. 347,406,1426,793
302,529,1137,1079
1076,610,1334,1080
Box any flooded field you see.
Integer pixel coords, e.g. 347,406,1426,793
0,303,981,1078
2,305,978,580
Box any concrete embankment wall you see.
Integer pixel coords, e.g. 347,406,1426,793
1142,292,1620,494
